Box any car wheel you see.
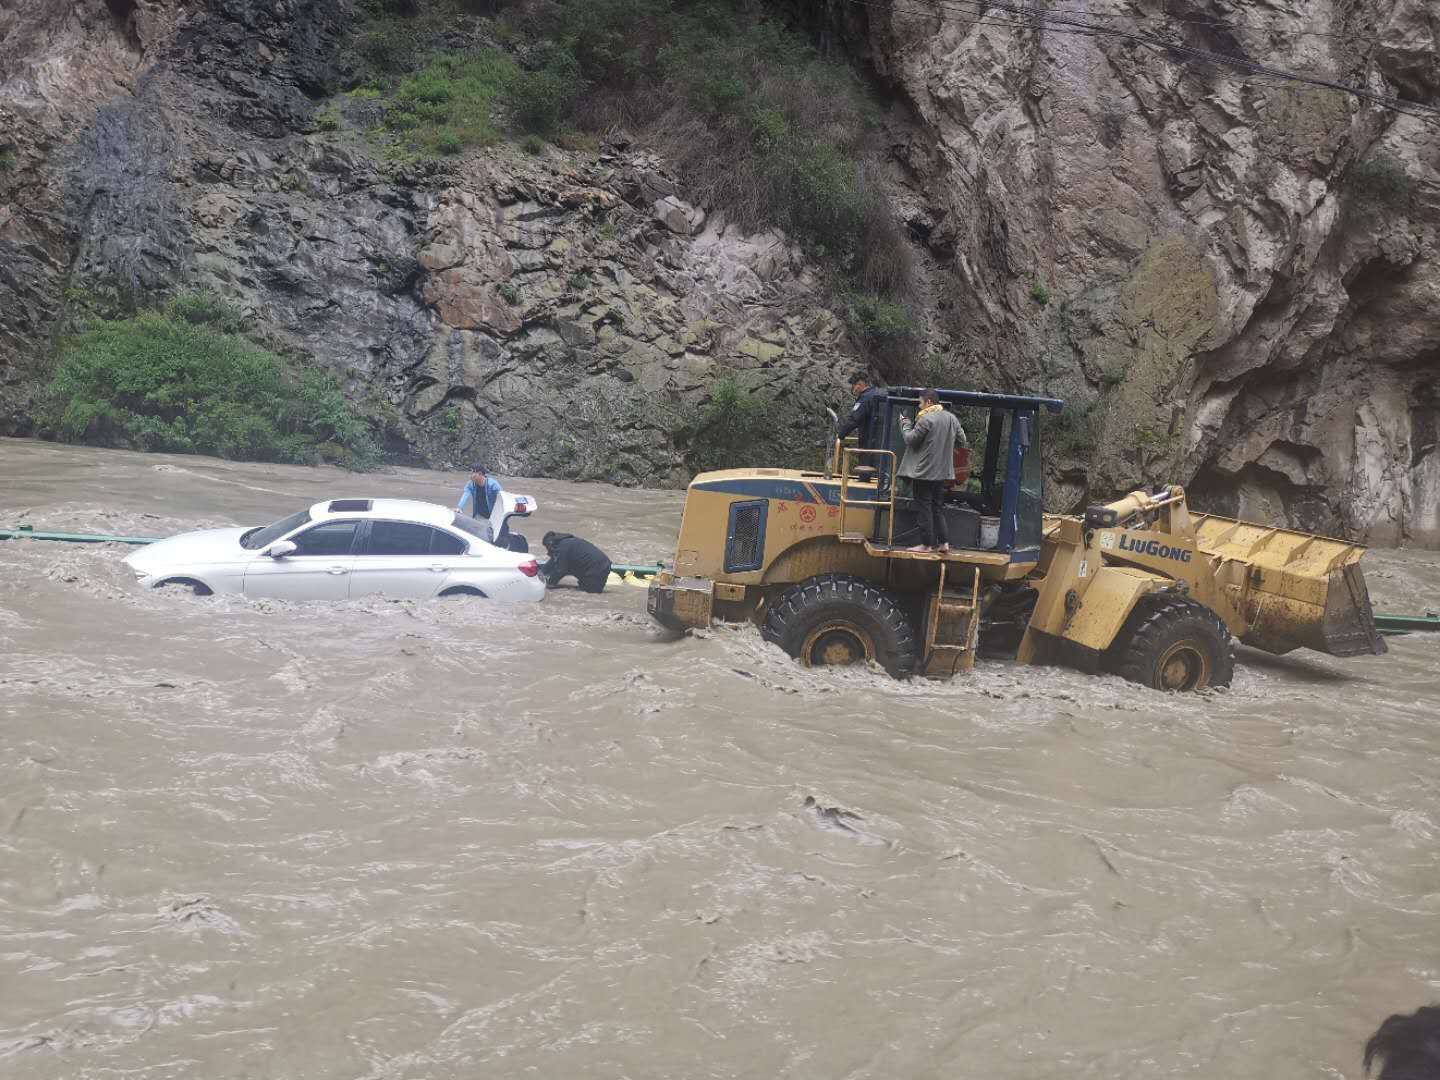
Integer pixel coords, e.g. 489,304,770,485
439,586,489,599
155,578,213,597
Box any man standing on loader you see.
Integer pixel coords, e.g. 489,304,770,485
899,389,967,553
836,372,884,451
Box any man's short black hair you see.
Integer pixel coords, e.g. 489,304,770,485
851,372,870,386
921,388,940,403
541,532,557,549
470,462,488,474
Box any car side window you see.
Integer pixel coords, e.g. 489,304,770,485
368,520,435,556
430,529,465,556
290,520,359,557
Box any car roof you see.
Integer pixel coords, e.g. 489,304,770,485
307,499,458,527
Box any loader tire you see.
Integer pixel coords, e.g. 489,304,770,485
763,573,917,678
1106,595,1234,691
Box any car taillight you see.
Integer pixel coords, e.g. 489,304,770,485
518,559,539,577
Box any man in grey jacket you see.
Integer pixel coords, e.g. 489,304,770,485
898,389,968,552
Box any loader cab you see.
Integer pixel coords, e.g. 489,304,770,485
863,388,1064,562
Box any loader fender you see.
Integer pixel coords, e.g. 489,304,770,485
1059,565,1172,653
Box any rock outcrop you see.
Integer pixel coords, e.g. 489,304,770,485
820,0,1440,544
0,0,847,485
2,0,1437,543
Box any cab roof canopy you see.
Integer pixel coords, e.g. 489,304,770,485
887,387,1066,413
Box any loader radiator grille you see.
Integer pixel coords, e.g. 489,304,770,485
724,501,767,573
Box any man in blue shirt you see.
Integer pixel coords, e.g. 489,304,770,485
457,463,507,540
836,372,883,451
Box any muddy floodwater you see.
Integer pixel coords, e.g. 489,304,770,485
2,437,1439,1079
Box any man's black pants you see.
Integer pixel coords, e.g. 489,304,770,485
911,479,949,548
578,564,612,594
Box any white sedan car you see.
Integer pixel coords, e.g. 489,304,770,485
124,497,544,602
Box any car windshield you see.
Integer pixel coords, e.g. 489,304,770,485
240,509,311,550
450,513,488,546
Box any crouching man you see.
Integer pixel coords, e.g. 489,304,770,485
542,532,613,594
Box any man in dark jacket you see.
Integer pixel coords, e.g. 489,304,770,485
541,532,613,594
899,389,968,553
836,373,884,451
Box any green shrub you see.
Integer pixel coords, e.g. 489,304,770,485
555,0,670,87
358,23,424,73
166,292,248,334
1046,401,1098,458
1030,279,1050,306
0,148,15,171
44,296,381,469
748,106,787,150
521,133,545,154
687,376,770,472
1344,151,1412,218
383,51,516,155
692,73,747,114
506,45,580,135
554,130,599,153
843,291,914,341
1134,424,1176,451
316,104,342,131
498,281,521,304
359,0,422,15
356,0,453,73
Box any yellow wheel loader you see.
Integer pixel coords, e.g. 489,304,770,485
647,387,1387,690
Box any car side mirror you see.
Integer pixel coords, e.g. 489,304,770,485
265,540,297,559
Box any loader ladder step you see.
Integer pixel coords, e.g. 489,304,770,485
923,564,983,676
930,593,977,650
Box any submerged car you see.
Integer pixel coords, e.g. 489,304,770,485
124,496,543,602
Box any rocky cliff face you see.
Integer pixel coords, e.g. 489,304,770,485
819,0,1440,544
2,0,1438,543
0,0,846,485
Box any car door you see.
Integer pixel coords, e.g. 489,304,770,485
243,519,361,600
350,520,462,599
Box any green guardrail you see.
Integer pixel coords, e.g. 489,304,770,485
0,525,160,545
1,524,665,579
1375,613,1440,636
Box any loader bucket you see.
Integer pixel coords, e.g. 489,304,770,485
1191,514,1387,658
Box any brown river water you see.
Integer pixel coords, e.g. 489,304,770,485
2,436,1439,1079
